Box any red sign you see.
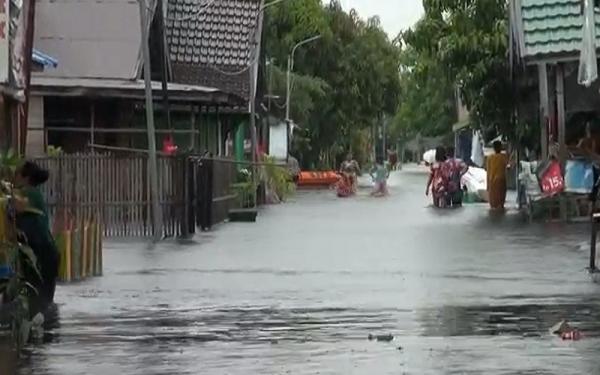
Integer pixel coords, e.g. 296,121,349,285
162,137,178,155
540,160,564,196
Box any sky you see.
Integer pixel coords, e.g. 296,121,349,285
341,0,424,38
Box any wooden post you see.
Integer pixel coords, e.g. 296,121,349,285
190,105,196,151
90,101,95,148
556,63,567,221
556,64,566,164
538,63,549,159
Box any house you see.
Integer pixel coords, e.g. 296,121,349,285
165,0,265,158
27,0,241,156
510,0,600,160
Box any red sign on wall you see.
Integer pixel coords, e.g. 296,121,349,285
540,160,564,196
162,137,178,155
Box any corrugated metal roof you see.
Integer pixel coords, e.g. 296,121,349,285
518,0,600,59
33,0,142,80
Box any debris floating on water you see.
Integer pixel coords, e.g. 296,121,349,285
368,334,394,342
550,320,583,341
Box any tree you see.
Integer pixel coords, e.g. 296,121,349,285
391,45,456,141
263,0,401,168
404,0,512,138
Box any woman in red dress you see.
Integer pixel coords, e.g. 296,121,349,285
426,147,450,207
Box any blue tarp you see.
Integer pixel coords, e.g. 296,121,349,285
565,160,594,194
32,49,58,68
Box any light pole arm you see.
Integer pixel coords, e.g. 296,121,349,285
285,35,321,121
290,35,322,66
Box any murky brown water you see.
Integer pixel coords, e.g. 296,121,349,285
7,167,600,374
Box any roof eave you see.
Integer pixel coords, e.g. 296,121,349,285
31,82,243,106
523,51,581,66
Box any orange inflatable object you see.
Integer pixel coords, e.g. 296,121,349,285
297,171,340,187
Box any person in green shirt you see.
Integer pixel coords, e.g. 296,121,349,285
14,161,59,310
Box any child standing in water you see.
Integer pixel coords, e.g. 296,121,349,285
370,156,389,197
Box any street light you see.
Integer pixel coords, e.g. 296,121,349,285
248,0,291,165
285,35,322,123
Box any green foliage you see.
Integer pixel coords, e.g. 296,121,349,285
231,182,255,208
264,0,401,169
403,0,511,138
263,156,295,201
46,145,63,157
268,65,329,127
0,242,40,351
0,188,40,351
391,46,456,140
0,149,22,182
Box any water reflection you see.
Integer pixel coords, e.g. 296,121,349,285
417,302,600,338
14,170,600,374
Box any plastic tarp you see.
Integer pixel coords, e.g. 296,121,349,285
565,160,594,194
471,131,485,167
578,0,598,87
422,149,436,164
461,167,487,195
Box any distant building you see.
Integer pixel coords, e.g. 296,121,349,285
28,0,240,156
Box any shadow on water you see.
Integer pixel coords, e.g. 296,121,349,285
417,301,600,338
0,336,18,374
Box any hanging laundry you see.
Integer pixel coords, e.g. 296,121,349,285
471,130,485,168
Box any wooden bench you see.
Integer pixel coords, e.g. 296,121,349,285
526,193,591,222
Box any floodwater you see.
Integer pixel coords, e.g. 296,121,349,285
9,166,600,374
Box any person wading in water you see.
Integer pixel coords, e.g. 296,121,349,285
426,147,450,208
486,141,510,210
14,161,59,312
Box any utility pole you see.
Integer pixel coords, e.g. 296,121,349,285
138,0,162,240
19,0,37,154
285,35,321,163
157,0,172,131
382,114,387,160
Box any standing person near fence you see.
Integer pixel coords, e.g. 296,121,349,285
14,161,60,312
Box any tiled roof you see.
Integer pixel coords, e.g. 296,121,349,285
166,0,263,101
517,0,600,59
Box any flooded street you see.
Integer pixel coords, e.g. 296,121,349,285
15,167,600,374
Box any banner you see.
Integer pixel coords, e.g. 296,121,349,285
268,122,288,160
0,0,8,83
540,160,564,196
